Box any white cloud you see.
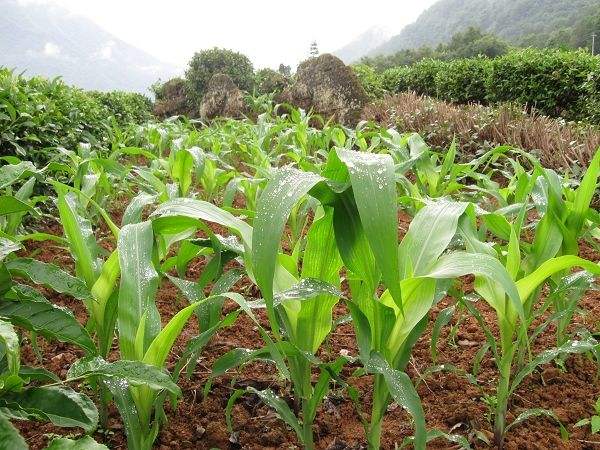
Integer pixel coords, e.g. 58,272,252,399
43,42,61,57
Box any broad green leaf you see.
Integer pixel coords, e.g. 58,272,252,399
0,414,27,450
46,436,108,450
293,209,342,352
152,198,252,248
516,255,600,301
0,320,19,376
122,192,156,226
2,285,95,354
337,149,401,308
399,200,468,278
252,166,323,330
68,357,180,395
55,190,99,288
0,386,98,433
117,222,160,360
0,196,35,217
6,258,90,301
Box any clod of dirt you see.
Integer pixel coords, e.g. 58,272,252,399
199,73,247,121
277,54,368,126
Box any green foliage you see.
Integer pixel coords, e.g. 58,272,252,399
0,68,152,165
381,66,412,93
185,48,254,102
434,57,490,103
351,64,386,100
403,59,447,96
486,48,600,120
89,91,152,124
376,48,600,123
254,68,288,95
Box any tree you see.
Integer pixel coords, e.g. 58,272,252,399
278,63,292,77
309,41,319,58
185,47,254,102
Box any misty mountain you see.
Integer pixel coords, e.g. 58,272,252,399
367,0,600,57
333,26,391,63
0,0,179,93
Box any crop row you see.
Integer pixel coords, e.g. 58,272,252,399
0,108,599,449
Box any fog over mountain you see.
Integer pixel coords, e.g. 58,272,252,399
1,0,178,93
333,26,391,64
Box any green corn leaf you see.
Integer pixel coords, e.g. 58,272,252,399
506,408,568,439
0,196,36,217
2,285,95,354
252,166,323,331
55,189,99,288
566,149,600,237
516,255,600,301
90,250,120,356
367,353,426,450
399,201,469,278
5,258,90,301
295,208,343,353
0,414,27,450
430,305,455,363
0,320,19,377
247,387,302,439
171,149,195,196
152,198,253,248
117,222,160,360
122,192,156,226
337,149,401,309
509,336,598,396
0,386,98,433
425,252,523,321
0,238,21,262
225,389,246,434
142,299,209,368
46,436,108,450
67,357,180,395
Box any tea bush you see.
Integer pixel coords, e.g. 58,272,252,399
376,48,600,123
351,64,386,100
0,68,152,165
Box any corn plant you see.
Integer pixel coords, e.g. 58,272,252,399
234,148,520,449
0,239,106,448
457,201,600,448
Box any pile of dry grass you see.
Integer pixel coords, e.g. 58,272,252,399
363,92,600,170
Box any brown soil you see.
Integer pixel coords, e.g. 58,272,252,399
13,210,600,450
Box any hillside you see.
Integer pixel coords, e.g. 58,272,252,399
0,0,178,93
333,26,391,63
369,0,600,56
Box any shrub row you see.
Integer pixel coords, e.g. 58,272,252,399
0,68,152,165
357,49,600,124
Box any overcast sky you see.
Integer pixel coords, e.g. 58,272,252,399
34,0,437,70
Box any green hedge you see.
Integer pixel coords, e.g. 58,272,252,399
0,68,152,165
377,49,600,123
351,64,387,100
